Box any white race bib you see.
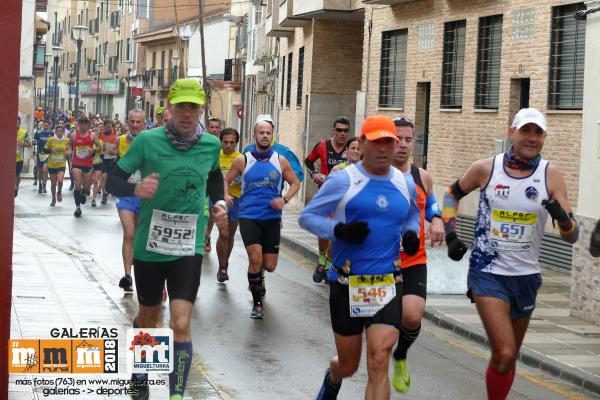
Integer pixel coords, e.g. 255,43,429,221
490,209,538,252
348,274,396,317
146,210,198,256
76,147,90,159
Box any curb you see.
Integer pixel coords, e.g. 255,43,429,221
280,232,600,395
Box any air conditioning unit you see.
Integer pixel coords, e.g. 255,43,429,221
256,71,268,93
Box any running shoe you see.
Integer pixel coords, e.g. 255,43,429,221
251,304,264,319
204,237,211,252
316,368,341,400
74,208,82,218
50,198,56,207
80,194,87,204
118,275,133,293
42,185,47,194
313,264,327,283
91,199,97,207
57,191,62,202
392,358,411,393
37,184,42,194
217,267,229,283
101,192,108,205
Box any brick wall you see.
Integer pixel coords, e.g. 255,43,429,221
363,0,583,208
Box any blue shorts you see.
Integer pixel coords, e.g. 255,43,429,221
116,196,141,214
228,197,240,222
467,267,542,319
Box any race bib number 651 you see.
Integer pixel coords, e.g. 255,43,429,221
146,210,197,256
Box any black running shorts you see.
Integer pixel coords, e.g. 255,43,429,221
133,254,203,306
401,264,427,300
329,281,402,336
239,218,281,254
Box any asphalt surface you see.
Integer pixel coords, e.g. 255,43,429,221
13,182,600,400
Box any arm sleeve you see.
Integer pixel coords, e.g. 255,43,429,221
207,145,224,203
298,171,350,240
425,193,441,222
401,179,421,236
106,164,136,196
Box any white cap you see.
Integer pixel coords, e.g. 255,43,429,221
511,108,547,131
254,114,274,128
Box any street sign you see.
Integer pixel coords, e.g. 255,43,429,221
68,86,76,95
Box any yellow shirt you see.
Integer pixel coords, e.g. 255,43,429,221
45,136,68,169
16,128,29,162
221,150,242,198
118,134,131,158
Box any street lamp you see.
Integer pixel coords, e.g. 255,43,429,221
171,55,180,83
52,45,64,127
95,63,102,114
72,24,88,117
44,53,52,116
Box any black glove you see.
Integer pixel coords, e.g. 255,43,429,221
542,198,570,226
446,232,468,261
591,220,600,258
402,231,420,256
334,222,370,244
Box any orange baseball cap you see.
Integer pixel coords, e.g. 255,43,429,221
361,115,399,142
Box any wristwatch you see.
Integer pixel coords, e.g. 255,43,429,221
283,196,290,204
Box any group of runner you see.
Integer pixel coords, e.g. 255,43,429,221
15,77,600,400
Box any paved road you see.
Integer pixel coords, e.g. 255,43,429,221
13,183,600,399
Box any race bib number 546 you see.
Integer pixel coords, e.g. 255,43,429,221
349,274,396,317
146,210,197,256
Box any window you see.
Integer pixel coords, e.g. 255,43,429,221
475,15,503,109
286,52,293,108
548,3,586,110
280,56,285,108
418,23,434,49
100,3,103,22
379,29,408,108
297,47,304,107
441,20,466,108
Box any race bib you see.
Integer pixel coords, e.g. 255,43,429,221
490,209,538,252
49,153,63,163
348,273,396,317
146,210,197,256
76,147,91,159
38,153,49,162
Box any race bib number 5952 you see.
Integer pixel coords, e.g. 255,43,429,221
146,210,197,256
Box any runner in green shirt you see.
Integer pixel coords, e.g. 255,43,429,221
107,78,228,400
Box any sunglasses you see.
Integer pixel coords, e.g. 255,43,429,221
335,128,350,133
175,103,201,111
392,116,413,127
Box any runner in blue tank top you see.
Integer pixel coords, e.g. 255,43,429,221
299,115,421,400
224,114,300,319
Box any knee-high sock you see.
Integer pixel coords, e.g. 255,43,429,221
169,341,193,396
486,364,515,400
393,324,421,360
131,319,148,384
74,189,81,206
248,272,262,306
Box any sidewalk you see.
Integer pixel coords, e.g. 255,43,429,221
9,217,221,399
281,206,600,395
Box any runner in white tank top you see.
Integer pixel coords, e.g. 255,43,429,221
440,108,579,400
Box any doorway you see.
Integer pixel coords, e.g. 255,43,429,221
414,82,431,169
509,78,530,124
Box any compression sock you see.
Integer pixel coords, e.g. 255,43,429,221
169,341,192,396
248,272,262,305
73,189,81,206
319,251,327,266
393,324,421,361
485,364,515,400
131,319,148,384
325,256,332,272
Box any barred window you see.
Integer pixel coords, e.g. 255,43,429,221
441,20,466,108
280,56,285,108
297,47,304,108
378,29,408,108
548,3,586,110
475,15,503,109
286,52,293,108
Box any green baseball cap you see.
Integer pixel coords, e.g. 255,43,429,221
168,78,206,105
156,106,165,115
